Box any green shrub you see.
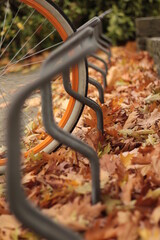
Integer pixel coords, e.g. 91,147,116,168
57,0,160,45
106,0,160,44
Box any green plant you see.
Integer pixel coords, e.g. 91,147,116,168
56,0,160,45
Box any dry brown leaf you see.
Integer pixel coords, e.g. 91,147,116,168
121,174,143,205
117,211,140,240
0,102,9,108
25,97,41,107
151,206,160,224
123,111,138,129
138,108,160,128
43,196,105,231
107,66,123,87
0,214,21,229
1,44,160,240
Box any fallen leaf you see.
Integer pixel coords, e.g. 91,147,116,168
43,196,105,231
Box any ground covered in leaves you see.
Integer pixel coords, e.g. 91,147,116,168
1,43,160,240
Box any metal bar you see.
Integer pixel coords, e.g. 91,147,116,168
98,35,112,57
101,33,112,46
62,69,103,132
79,18,110,53
97,43,111,64
98,10,112,47
98,9,112,47
88,77,104,104
7,27,100,240
77,17,111,62
41,82,101,204
88,61,107,88
89,53,108,74
78,17,101,32
78,16,111,47
98,36,111,49
98,9,112,20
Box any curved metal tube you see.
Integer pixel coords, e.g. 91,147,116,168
78,17,111,62
97,42,111,63
88,77,104,103
7,81,83,240
7,27,100,240
62,69,103,132
88,62,107,88
41,82,100,204
98,9,112,20
101,33,112,46
89,53,108,75
98,21,112,48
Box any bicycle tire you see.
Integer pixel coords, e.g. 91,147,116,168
0,0,88,169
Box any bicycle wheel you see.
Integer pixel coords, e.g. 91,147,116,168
0,0,88,170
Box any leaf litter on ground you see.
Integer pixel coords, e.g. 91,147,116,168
1,42,160,239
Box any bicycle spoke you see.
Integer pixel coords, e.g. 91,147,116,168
0,0,10,51
0,0,83,158
0,2,23,51
0,32,61,78
0,40,62,73
23,29,56,56
2,19,47,70
0,10,35,62
6,60,45,72
0,74,40,82
0,73,62,84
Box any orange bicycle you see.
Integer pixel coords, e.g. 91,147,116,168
0,0,88,171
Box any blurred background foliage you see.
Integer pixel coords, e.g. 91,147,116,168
55,0,160,45
0,0,59,58
0,0,160,58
